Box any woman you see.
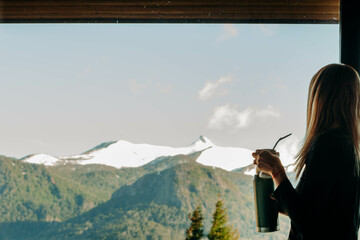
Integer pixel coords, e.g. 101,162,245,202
253,64,360,240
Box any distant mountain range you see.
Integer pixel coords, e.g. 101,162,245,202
21,136,255,171
0,137,299,239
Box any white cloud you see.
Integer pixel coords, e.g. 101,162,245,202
235,107,255,129
216,24,239,42
276,135,301,166
208,104,242,130
208,104,281,130
198,74,232,101
256,105,281,118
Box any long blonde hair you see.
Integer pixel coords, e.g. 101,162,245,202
294,64,360,179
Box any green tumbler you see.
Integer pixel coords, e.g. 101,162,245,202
253,167,279,232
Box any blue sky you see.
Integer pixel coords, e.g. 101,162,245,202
0,24,339,158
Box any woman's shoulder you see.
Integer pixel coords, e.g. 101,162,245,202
313,128,352,148
309,128,356,168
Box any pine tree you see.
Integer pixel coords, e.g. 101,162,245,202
208,199,240,240
185,205,204,240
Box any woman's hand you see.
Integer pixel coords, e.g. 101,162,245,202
252,149,287,187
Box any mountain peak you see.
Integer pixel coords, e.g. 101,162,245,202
199,135,209,143
82,141,117,154
192,136,215,149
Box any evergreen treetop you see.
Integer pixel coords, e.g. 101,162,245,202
208,199,240,240
186,205,204,240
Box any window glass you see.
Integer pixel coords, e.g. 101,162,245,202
0,24,339,239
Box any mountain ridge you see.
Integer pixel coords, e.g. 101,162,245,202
22,136,254,171
0,149,296,240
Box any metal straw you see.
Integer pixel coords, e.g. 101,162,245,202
272,133,292,150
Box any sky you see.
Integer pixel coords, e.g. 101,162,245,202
0,24,339,158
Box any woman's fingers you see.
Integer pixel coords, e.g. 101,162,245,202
252,150,281,176
258,151,271,160
252,149,265,157
253,149,262,155
252,150,270,165
253,149,277,157
253,150,277,173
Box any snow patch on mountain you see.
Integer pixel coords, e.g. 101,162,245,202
196,146,253,171
243,164,256,176
22,154,60,166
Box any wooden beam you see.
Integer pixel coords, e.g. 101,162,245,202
0,0,339,23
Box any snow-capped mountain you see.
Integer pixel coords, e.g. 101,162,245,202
22,153,60,166
21,136,255,171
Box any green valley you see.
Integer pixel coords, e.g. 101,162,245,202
0,153,291,240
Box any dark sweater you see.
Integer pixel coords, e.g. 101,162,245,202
272,128,360,240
